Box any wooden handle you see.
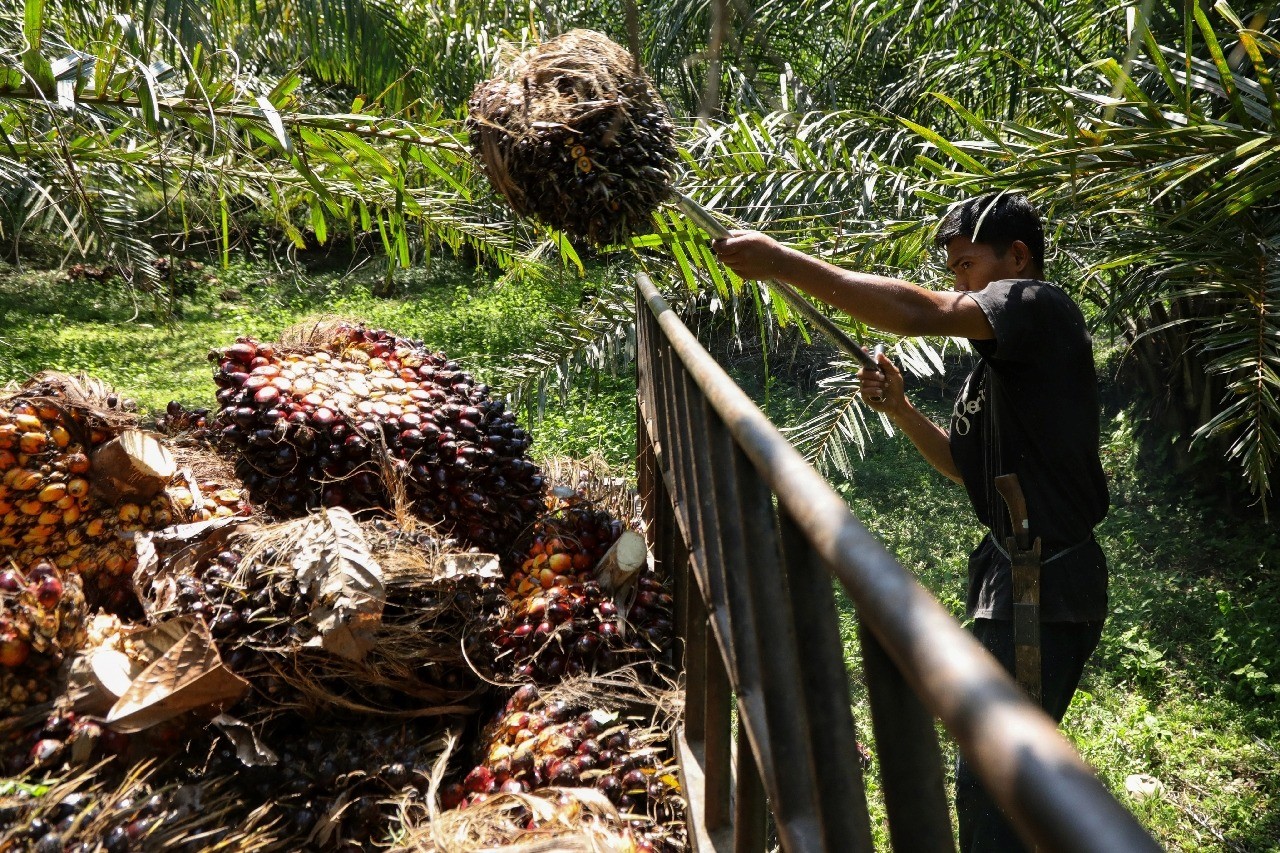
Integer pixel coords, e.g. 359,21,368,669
994,473,1031,551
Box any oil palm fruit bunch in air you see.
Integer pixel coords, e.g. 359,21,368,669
208,320,545,553
467,29,678,246
445,684,686,852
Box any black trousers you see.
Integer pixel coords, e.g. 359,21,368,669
956,618,1104,853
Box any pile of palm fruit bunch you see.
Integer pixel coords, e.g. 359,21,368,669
0,508,495,851
466,29,679,246
206,319,544,554
131,508,510,717
0,336,690,849
404,678,687,852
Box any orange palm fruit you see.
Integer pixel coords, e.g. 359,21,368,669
13,414,41,432
6,469,40,491
37,483,67,503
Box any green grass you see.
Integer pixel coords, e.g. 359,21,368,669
3,259,1277,850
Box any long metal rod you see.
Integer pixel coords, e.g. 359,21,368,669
637,271,1161,853
674,192,880,372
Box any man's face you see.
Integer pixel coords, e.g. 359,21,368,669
945,236,1027,293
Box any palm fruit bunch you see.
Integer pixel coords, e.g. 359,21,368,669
0,396,104,570
0,560,88,715
184,715,446,850
485,569,675,685
0,707,122,777
155,399,211,434
377,568,511,702
208,321,545,552
0,758,273,853
445,685,686,853
1,378,250,616
70,479,247,618
506,489,624,596
467,29,678,246
162,544,310,653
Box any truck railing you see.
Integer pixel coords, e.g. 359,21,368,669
634,272,1160,852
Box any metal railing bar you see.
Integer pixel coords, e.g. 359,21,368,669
657,343,692,539
677,725,734,853
734,698,768,853
693,444,775,795
776,508,876,849
637,272,1160,853
859,621,954,852
685,569,710,744
730,446,862,853
704,619,733,833
644,394,738,699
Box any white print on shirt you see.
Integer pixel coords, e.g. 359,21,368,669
952,371,987,436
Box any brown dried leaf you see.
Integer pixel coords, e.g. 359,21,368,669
291,507,385,661
211,714,279,767
105,618,249,733
439,553,502,579
133,516,253,618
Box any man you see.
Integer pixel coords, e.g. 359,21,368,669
712,192,1108,853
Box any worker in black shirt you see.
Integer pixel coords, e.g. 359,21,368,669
712,192,1108,853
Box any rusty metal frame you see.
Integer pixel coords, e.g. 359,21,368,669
635,273,1160,853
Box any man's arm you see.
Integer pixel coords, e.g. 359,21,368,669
888,401,963,484
712,231,994,340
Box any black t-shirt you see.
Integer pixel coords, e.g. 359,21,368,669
949,279,1109,622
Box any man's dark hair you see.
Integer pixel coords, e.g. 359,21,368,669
934,192,1045,272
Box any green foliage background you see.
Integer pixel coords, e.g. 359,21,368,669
4,0,1280,848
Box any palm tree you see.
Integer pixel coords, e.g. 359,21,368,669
0,0,559,306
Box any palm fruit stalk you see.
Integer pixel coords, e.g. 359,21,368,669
467,29,678,246
446,684,687,853
208,321,544,552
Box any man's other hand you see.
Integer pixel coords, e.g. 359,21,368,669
858,349,905,415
